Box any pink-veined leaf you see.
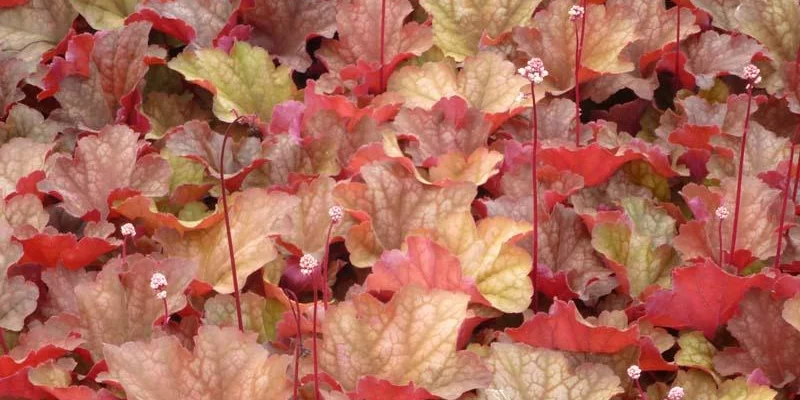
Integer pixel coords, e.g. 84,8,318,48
483,342,624,400
43,21,153,131
419,0,543,61
67,0,137,29
430,211,533,313
242,0,337,72
74,255,196,357
713,289,800,388
364,235,485,304
0,138,52,196
154,188,297,293
513,0,640,94
0,0,76,62
168,41,296,123
388,51,528,114
320,286,491,399
591,197,679,297
128,0,240,48
333,159,476,267
317,0,432,76
38,124,171,220
683,31,764,90
104,325,292,400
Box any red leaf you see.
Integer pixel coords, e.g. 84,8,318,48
539,144,642,187
20,230,118,270
506,300,639,354
348,376,434,400
643,260,772,338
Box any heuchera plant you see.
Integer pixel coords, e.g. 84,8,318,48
3,0,800,399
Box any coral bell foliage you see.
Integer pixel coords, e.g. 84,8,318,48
4,0,800,399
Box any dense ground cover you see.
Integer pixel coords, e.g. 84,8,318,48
1,0,800,399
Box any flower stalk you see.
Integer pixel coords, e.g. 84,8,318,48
150,272,169,327
378,0,387,92
120,223,135,265
627,365,647,400
323,206,343,309
776,132,798,269
284,289,303,400
219,116,247,332
518,58,547,310
300,254,321,400
729,65,761,264
570,1,586,147
716,206,729,266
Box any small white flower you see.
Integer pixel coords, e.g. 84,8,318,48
667,386,685,400
627,365,642,380
328,206,343,224
156,290,167,300
715,205,730,220
299,254,319,276
120,223,136,237
568,5,585,21
518,57,549,84
150,272,168,291
742,64,761,86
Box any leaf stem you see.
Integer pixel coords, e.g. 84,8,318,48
378,0,387,92
776,136,798,269
220,116,246,332
530,82,539,311
729,85,754,263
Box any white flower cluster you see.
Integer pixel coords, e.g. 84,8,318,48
518,57,549,84
742,64,761,87
150,272,168,300
299,254,318,276
715,205,730,220
626,365,642,380
328,205,343,224
120,223,136,237
568,5,585,21
667,386,685,400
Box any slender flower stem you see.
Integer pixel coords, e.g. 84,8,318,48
284,289,303,400
220,116,246,332
675,5,681,83
312,270,321,400
161,297,169,327
0,328,8,354
729,85,755,263
121,238,128,265
530,82,539,311
718,218,724,266
776,138,798,269
573,0,587,147
634,379,647,400
321,223,334,310
378,0,387,92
